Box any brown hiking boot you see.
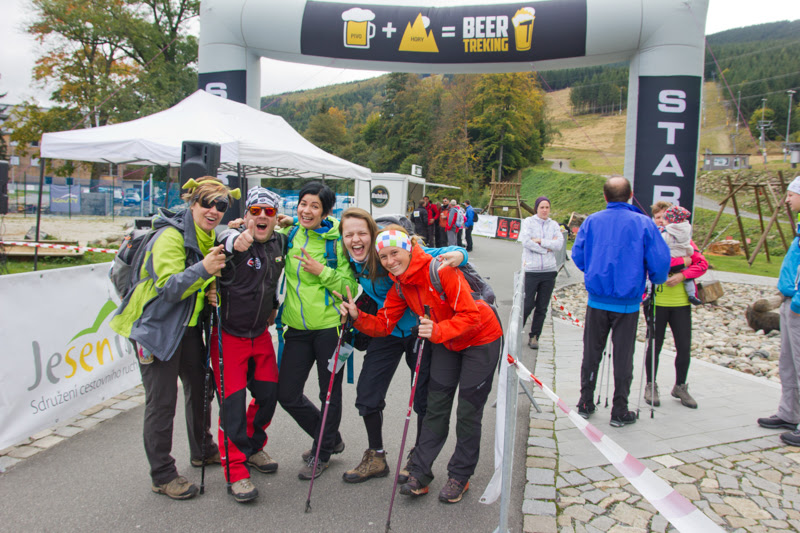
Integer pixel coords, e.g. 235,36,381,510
439,478,470,503
644,382,660,407
528,336,539,350
342,449,390,483
247,450,278,474
397,447,415,485
230,478,258,503
151,475,199,500
298,456,329,480
301,440,344,462
190,451,221,468
399,475,429,497
671,384,698,409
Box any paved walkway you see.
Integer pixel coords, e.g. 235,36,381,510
520,264,800,532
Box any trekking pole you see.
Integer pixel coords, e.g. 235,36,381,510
385,305,430,533
200,308,213,495
596,339,608,407
603,338,612,408
305,315,352,513
648,287,657,419
215,296,232,494
636,286,654,419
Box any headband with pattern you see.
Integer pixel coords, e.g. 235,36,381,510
375,230,412,253
246,186,281,209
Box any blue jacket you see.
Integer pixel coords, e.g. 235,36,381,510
465,205,475,228
778,235,800,313
572,202,670,313
351,245,468,337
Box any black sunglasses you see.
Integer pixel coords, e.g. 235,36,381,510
199,196,228,213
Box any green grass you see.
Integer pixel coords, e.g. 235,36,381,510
693,207,793,259
520,164,607,223
704,253,780,278
543,147,624,176
2,252,113,275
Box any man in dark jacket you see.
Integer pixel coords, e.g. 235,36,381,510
437,197,450,247
410,200,428,238
571,177,670,428
424,196,438,247
210,186,286,502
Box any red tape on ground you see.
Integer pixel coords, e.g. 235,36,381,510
0,241,118,254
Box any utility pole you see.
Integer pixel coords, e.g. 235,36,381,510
786,89,796,162
758,98,771,165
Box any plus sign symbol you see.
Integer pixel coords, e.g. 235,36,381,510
382,22,397,38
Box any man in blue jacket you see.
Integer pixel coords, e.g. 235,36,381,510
464,200,475,252
572,177,670,427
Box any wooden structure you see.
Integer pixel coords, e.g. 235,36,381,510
485,169,536,219
699,171,796,265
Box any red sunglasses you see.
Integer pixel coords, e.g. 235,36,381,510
248,206,277,217
199,197,228,213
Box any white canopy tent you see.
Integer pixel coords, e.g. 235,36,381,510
40,90,371,183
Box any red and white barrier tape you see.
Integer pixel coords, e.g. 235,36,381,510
508,354,723,533
552,295,584,329
0,241,118,254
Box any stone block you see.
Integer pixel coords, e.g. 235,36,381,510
7,446,41,459
527,467,555,485
523,515,556,533
525,484,555,500
0,455,22,473
523,500,556,516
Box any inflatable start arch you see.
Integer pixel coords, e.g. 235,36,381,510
198,0,709,213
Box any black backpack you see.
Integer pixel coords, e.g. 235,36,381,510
109,226,164,299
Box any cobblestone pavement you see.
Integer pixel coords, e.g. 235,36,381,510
0,385,145,473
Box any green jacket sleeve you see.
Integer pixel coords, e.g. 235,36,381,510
149,227,212,302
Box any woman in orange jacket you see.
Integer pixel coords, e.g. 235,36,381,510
339,226,502,504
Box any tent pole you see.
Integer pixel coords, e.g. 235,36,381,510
237,163,244,219
33,159,45,271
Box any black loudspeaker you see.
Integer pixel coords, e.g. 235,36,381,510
180,141,221,186
219,174,242,226
0,161,9,215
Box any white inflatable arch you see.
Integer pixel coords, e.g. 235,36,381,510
198,0,709,212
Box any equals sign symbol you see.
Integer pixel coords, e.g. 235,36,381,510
441,26,456,37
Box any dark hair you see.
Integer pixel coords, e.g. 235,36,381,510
423,195,430,200
298,181,335,215
603,177,632,203
464,200,471,206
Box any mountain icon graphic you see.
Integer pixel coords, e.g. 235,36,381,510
399,13,439,53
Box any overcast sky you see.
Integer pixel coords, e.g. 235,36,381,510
1,0,798,106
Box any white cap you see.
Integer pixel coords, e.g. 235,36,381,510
788,176,800,195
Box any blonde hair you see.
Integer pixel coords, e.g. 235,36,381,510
651,200,673,215
341,207,381,282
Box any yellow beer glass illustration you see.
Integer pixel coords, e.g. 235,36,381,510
342,8,377,49
512,7,535,52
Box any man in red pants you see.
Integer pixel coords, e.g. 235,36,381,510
209,186,286,502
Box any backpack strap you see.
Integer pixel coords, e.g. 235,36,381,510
286,225,300,250
324,238,339,270
428,258,446,302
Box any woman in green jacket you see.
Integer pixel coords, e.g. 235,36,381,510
277,181,358,480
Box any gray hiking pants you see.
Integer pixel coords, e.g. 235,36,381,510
778,300,800,424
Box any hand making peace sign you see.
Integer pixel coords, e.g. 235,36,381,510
294,247,324,276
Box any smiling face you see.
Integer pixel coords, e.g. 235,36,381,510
191,195,226,233
378,246,412,276
245,205,277,243
787,191,800,213
341,217,372,262
297,193,325,230
536,200,551,220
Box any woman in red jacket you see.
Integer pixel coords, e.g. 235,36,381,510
339,226,502,504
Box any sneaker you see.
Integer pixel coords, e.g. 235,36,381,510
609,411,637,428
671,384,698,409
342,449,390,483
688,295,703,306
247,450,278,474
577,401,596,419
644,382,660,407
302,440,344,463
439,478,470,504
780,430,800,447
298,456,329,480
230,478,258,503
399,475,429,497
397,447,415,485
758,415,798,430
528,336,539,350
190,451,221,468
151,475,199,500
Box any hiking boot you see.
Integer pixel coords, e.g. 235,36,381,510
302,440,344,462
758,415,798,430
247,450,278,474
399,475,429,497
781,430,800,447
230,478,258,503
439,478,470,504
190,451,221,468
298,456,329,480
528,336,539,350
151,475,199,500
609,411,637,428
671,384,698,409
397,447,415,485
688,295,703,306
577,401,596,420
644,382,660,407
342,449,390,483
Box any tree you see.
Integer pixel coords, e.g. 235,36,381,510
304,107,348,151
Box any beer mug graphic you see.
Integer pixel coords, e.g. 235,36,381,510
512,7,535,52
342,8,377,49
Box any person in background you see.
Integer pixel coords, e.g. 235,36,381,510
437,197,450,248
110,177,234,500
520,196,564,350
424,196,439,248
758,175,800,446
464,200,475,252
572,177,670,428
446,199,460,246
410,200,428,240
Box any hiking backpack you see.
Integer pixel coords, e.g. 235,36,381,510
109,226,164,299
454,206,467,228
394,258,496,307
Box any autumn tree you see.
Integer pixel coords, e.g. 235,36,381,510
304,107,348,152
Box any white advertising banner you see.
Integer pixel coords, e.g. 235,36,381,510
0,264,141,449
472,214,498,238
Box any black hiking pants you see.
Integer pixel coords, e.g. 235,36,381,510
522,271,557,338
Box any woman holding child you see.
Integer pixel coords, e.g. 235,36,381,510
644,201,709,409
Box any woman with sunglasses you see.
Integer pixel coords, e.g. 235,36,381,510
205,186,286,502
111,176,236,500
276,181,358,480
339,228,503,504
338,209,467,484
